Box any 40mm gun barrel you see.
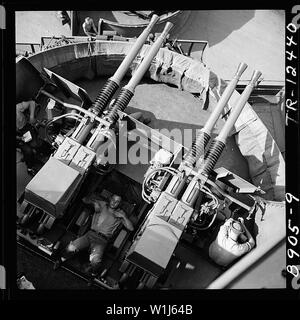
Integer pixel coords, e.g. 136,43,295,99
180,70,262,207
201,69,262,176
183,62,248,168
71,14,160,144
87,22,174,151
165,63,248,198
91,14,160,116
104,22,174,124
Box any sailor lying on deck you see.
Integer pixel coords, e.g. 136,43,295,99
53,194,134,276
208,217,255,267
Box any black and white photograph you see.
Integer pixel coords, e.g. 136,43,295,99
1,6,300,306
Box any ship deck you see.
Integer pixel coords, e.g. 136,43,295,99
15,10,286,290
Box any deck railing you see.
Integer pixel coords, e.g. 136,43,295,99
16,42,41,56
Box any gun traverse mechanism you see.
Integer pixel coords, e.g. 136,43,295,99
118,68,263,289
